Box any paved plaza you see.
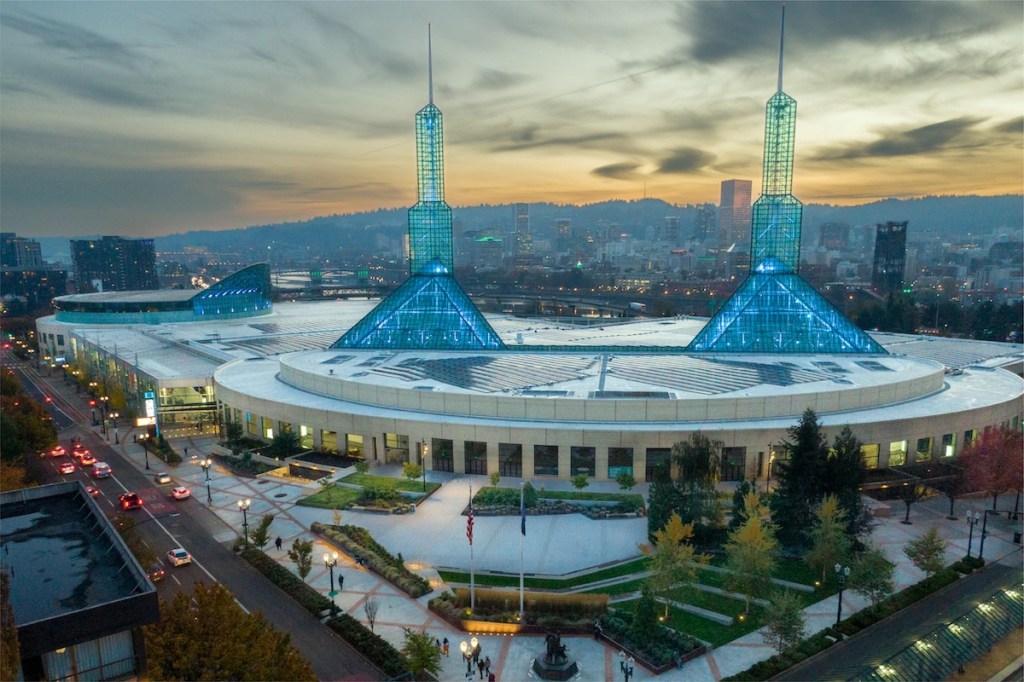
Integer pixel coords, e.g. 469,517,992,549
114,431,1022,681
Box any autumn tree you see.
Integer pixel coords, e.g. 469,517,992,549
905,526,948,577
848,545,896,606
806,495,852,584
729,479,757,530
288,538,313,582
762,591,805,654
401,628,441,678
639,513,705,618
145,582,316,681
724,492,779,612
960,427,1023,511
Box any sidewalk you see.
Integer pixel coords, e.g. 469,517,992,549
112,431,1024,681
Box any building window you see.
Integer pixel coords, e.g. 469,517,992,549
570,446,596,477
499,443,522,477
465,441,488,475
720,447,745,481
384,433,409,464
261,416,274,439
57,334,64,345
861,444,879,469
534,445,558,476
246,412,258,436
963,429,977,447
646,447,671,480
433,438,454,472
941,433,956,458
608,447,633,479
299,424,313,449
915,436,933,462
320,430,338,454
889,440,907,467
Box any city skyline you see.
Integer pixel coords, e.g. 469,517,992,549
1,1,1021,238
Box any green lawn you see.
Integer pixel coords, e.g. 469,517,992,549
616,599,766,647
296,486,362,509
339,473,441,495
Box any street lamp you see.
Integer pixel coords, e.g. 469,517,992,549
978,508,1004,561
966,510,980,558
324,551,339,594
238,498,251,548
420,439,428,492
200,458,213,504
835,563,851,626
766,445,775,492
459,637,479,675
618,651,635,682
111,412,120,444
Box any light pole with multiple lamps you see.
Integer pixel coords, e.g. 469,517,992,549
324,551,339,595
238,498,251,548
618,651,634,681
966,510,980,558
200,458,213,504
110,412,120,444
835,563,851,626
459,637,479,675
420,439,428,491
766,445,775,492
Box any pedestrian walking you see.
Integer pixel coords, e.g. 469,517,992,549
477,658,486,679
442,638,449,657
274,536,283,550
484,656,491,676
435,638,441,652
184,447,188,457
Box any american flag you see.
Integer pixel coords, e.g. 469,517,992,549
467,487,474,546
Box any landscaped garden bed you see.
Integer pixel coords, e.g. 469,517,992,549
312,522,432,597
429,587,606,630
471,484,645,519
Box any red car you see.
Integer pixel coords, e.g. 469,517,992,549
49,445,66,457
118,492,143,510
85,486,101,497
57,461,75,475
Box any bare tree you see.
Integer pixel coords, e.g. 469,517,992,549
364,597,380,633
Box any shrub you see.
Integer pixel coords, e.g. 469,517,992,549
326,614,407,677
598,608,702,667
240,549,332,616
313,523,431,597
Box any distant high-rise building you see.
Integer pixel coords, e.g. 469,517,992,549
70,236,158,293
514,203,536,264
718,179,752,249
872,221,908,295
694,204,717,242
818,222,850,250
660,216,681,244
1,232,43,268
555,219,572,251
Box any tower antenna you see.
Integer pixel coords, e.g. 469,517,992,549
777,3,785,92
428,24,433,104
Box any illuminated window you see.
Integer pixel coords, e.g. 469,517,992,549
941,433,955,458
915,437,933,462
861,444,879,469
889,441,907,467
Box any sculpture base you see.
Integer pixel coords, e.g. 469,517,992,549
532,656,578,681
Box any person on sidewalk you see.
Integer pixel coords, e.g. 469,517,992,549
275,536,283,550
442,638,449,657
483,656,491,677
477,657,486,679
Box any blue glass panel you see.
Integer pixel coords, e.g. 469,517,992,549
192,263,271,318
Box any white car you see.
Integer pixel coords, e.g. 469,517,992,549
154,472,171,484
167,548,192,566
170,486,191,500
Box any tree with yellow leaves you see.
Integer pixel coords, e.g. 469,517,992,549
724,492,779,612
639,512,706,618
806,494,852,584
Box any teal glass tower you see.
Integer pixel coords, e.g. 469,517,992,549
332,29,504,351
689,7,884,354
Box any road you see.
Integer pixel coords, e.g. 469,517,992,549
8,355,385,681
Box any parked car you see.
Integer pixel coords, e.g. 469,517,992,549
119,492,143,510
57,460,75,475
167,548,191,566
170,486,191,501
92,462,112,478
154,472,171,485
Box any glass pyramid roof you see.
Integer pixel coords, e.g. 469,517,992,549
331,262,504,351
688,259,885,354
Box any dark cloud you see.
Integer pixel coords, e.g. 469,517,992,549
469,67,527,92
681,1,1014,64
35,67,168,110
0,11,145,68
993,116,1024,135
657,147,716,174
836,46,1021,93
303,8,418,81
591,162,643,180
491,129,629,153
812,117,985,161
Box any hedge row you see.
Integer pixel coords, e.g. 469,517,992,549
600,608,704,668
325,614,407,678
724,567,963,681
240,548,332,616
312,522,432,597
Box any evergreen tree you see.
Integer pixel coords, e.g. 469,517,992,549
672,432,724,529
630,583,660,644
145,582,316,681
729,479,757,530
646,463,678,538
770,409,829,548
251,514,275,550
823,426,870,538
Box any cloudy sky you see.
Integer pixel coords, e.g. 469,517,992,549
1,1,1021,238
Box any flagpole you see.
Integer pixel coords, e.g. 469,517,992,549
469,483,475,611
519,480,525,621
